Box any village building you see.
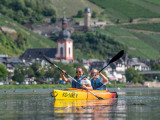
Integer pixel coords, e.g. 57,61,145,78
128,58,150,71
26,7,112,37
0,55,24,73
20,17,74,62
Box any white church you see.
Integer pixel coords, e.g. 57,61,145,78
55,17,73,61
20,16,74,62
20,7,92,62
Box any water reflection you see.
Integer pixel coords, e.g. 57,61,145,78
53,99,118,119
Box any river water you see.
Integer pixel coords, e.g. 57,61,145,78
0,88,160,120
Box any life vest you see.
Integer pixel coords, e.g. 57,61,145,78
91,76,106,90
72,75,87,89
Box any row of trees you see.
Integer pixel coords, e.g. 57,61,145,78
125,67,144,84
0,0,56,24
71,32,128,59
11,61,88,84
1,61,160,84
125,62,160,84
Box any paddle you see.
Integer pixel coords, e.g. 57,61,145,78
100,50,124,72
42,54,104,100
90,50,124,80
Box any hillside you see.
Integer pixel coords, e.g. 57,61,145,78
0,15,56,57
50,0,103,17
0,0,160,60
0,0,56,24
49,0,160,60
87,0,160,59
88,0,160,22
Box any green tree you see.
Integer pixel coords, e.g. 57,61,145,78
0,33,7,45
151,63,160,70
24,0,36,9
11,0,25,11
24,66,34,78
0,0,9,6
51,62,67,82
12,66,24,84
129,18,133,23
151,62,160,81
31,62,41,78
50,33,58,42
15,32,27,50
51,15,56,23
76,10,83,18
45,66,54,78
0,63,8,81
125,67,139,83
43,7,56,16
30,62,46,82
91,11,97,18
23,7,33,16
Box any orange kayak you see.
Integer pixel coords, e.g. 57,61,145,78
51,88,118,100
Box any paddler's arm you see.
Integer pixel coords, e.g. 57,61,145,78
81,84,93,90
86,84,93,90
99,72,108,83
61,70,71,83
81,79,93,90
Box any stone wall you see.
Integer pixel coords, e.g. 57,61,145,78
144,81,160,88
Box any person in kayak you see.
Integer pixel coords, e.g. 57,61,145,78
90,69,108,90
61,67,93,90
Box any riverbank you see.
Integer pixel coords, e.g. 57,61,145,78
0,83,126,89
125,84,148,88
0,84,71,89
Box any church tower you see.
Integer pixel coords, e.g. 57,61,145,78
55,17,73,61
84,7,91,30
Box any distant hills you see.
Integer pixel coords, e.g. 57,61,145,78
0,0,160,60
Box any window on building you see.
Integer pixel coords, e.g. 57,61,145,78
69,48,70,55
60,47,63,55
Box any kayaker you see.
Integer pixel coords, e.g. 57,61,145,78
90,69,108,90
61,67,93,90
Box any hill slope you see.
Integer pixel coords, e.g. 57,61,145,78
89,0,160,22
52,0,160,59
88,0,160,59
1,0,160,60
50,0,103,17
0,15,56,57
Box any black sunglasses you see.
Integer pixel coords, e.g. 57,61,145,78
76,71,82,73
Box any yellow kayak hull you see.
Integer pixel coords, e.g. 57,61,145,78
53,99,116,108
51,88,118,100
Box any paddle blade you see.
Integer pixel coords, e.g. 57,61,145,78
109,50,124,64
99,50,124,73
97,96,104,100
43,54,53,65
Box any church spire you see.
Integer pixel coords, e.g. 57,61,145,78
62,10,67,30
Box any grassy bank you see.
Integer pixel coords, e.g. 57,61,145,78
0,83,126,89
0,84,71,89
108,82,126,88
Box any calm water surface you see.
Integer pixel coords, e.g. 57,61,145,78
0,88,160,120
